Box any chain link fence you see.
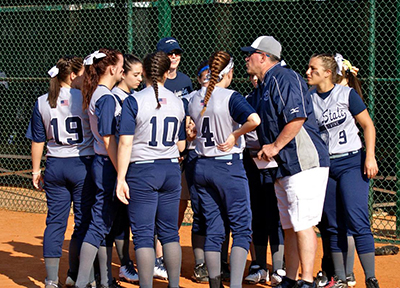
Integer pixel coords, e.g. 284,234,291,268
0,0,399,241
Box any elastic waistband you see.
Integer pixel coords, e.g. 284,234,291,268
134,158,179,165
329,149,359,160
199,153,243,160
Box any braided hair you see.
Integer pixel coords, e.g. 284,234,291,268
143,51,171,109
48,56,83,108
201,51,231,116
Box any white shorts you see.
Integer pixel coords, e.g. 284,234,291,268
274,166,329,232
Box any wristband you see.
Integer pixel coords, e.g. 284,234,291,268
32,170,41,175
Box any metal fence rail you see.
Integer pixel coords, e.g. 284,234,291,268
0,0,399,241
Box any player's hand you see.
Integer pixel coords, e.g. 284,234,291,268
116,179,130,205
257,143,279,161
186,118,197,141
364,155,378,179
217,133,237,152
32,174,44,191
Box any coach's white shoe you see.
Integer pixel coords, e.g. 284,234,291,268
45,279,61,288
154,257,168,280
244,265,269,284
119,260,139,283
271,269,286,286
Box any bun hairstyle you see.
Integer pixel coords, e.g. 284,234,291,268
143,51,171,109
48,55,83,108
82,48,122,109
201,51,232,116
311,53,338,83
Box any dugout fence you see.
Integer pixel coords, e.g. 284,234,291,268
0,0,399,242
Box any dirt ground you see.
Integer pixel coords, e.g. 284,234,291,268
0,210,399,288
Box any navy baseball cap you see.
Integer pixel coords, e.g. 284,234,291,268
241,36,281,58
156,37,184,54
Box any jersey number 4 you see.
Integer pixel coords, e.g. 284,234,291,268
201,117,215,147
51,117,83,145
149,116,178,147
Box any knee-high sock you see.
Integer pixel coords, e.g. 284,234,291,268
192,233,206,265
163,242,181,288
114,239,130,267
332,252,347,281
75,242,98,288
205,251,221,279
358,252,376,280
45,257,60,282
136,247,155,288
346,236,355,276
98,245,113,286
271,244,285,272
230,246,248,288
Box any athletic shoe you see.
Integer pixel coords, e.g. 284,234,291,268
271,269,286,286
65,272,96,288
316,271,329,287
297,280,317,288
44,279,62,288
192,262,209,283
221,261,230,282
99,278,122,288
154,256,168,280
325,276,348,288
346,273,356,287
274,276,298,288
365,277,380,288
244,265,269,284
119,260,139,283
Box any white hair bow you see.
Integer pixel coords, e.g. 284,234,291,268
48,66,59,78
334,53,343,76
218,57,234,81
83,50,107,66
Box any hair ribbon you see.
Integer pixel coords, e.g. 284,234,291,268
218,57,234,81
48,66,59,78
334,53,343,76
84,50,107,66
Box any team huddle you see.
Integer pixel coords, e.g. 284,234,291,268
26,35,380,288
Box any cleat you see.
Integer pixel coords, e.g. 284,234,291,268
365,277,380,288
154,257,168,280
271,269,286,286
119,260,139,283
346,273,356,287
325,276,348,288
221,261,230,282
192,262,209,283
45,279,62,288
316,271,329,287
244,265,269,284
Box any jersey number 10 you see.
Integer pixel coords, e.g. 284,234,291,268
148,116,178,147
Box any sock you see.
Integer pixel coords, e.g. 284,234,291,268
358,252,376,279
192,233,206,265
346,236,355,276
98,245,113,286
114,239,130,267
271,244,285,272
75,242,99,288
254,245,267,270
163,242,181,288
205,251,221,279
45,257,60,282
136,247,155,288
229,246,248,288
332,252,347,281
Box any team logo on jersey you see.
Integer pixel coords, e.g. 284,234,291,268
290,107,299,114
60,100,69,106
322,107,346,129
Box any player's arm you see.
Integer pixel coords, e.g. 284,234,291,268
103,135,118,170
116,135,134,205
31,141,45,190
354,109,378,178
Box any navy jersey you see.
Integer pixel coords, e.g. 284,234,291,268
88,85,121,155
309,84,366,154
119,85,186,162
26,87,94,157
253,63,329,177
165,71,193,98
188,86,255,157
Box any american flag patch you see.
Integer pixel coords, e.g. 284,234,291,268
200,99,204,106
159,98,167,105
60,100,69,106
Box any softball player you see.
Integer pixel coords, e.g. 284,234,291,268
26,56,95,288
116,51,186,288
109,54,142,284
306,53,379,288
74,48,124,288
188,51,260,288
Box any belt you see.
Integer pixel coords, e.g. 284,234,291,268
134,158,179,164
329,150,359,160
199,153,243,160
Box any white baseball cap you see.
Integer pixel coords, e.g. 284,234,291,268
241,36,282,58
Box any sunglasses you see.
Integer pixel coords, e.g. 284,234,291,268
168,50,182,56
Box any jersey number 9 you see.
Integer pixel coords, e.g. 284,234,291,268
51,116,83,145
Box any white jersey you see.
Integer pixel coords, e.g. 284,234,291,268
36,87,94,157
111,86,131,103
129,85,186,162
310,84,362,154
189,86,245,157
182,89,201,150
88,85,122,155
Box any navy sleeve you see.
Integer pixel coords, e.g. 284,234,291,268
229,92,256,125
119,96,138,135
348,89,366,116
178,118,186,140
181,98,189,117
95,94,117,137
26,100,46,142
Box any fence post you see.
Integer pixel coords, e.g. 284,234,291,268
127,0,134,53
396,0,400,238
367,0,376,221
158,0,171,39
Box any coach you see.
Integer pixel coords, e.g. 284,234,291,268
241,36,330,288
